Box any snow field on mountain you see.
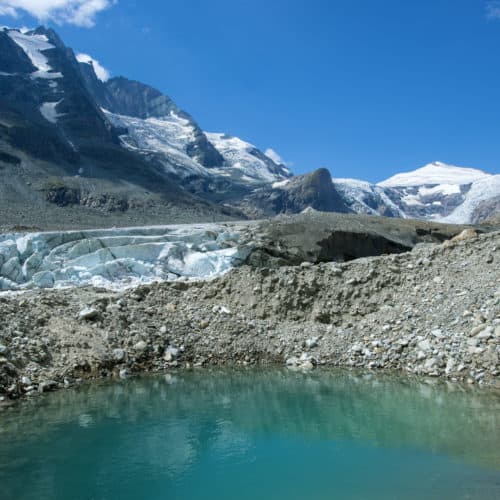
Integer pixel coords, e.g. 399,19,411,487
378,162,490,188
440,175,500,224
6,29,62,79
40,100,63,123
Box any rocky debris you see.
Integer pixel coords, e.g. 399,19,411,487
0,229,498,401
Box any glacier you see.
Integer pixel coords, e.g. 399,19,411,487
0,225,250,292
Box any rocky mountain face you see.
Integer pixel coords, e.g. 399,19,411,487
239,168,349,218
0,26,498,229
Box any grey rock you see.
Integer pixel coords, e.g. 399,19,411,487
133,341,147,352
113,348,126,362
38,380,58,393
78,307,100,321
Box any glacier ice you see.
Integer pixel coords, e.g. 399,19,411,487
0,224,249,292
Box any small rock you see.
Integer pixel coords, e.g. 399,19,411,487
113,348,126,362
330,266,343,276
117,298,127,308
351,344,363,353
213,305,231,315
417,339,432,351
300,261,313,268
38,380,58,393
451,229,477,243
431,329,444,338
133,341,147,352
477,328,493,340
305,337,319,349
78,307,100,321
471,324,487,337
167,346,180,358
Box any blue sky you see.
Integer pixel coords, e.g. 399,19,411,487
1,0,500,181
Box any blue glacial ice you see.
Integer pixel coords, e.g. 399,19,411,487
0,224,249,291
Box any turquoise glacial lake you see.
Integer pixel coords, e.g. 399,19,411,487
0,370,499,500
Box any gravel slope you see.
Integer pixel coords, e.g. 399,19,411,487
0,228,498,401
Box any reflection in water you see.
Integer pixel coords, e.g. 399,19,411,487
0,369,499,500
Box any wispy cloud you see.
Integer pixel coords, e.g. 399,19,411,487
0,1,117,28
486,1,500,19
76,52,109,80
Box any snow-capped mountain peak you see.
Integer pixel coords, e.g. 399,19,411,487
378,161,491,188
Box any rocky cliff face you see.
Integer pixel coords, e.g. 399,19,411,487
239,169,350,217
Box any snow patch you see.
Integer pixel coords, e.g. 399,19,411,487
418,184,461,197
40,100,63,123
76,52,110,81
272,179,291,189
7,29,62,79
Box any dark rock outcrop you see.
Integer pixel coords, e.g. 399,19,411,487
240,168,350,217
244,211,477,267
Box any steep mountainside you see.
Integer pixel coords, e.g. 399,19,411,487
0,27,292,229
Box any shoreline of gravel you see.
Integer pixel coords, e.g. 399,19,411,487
1,229,499,402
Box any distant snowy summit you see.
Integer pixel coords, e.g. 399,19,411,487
378,161,490,188
334,162,499,224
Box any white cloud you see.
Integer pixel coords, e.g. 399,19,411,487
265,148,287,166
0,1,117,28
76,52,109,81
486,1,500,19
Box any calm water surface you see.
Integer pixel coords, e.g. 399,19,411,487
0,370,499,500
